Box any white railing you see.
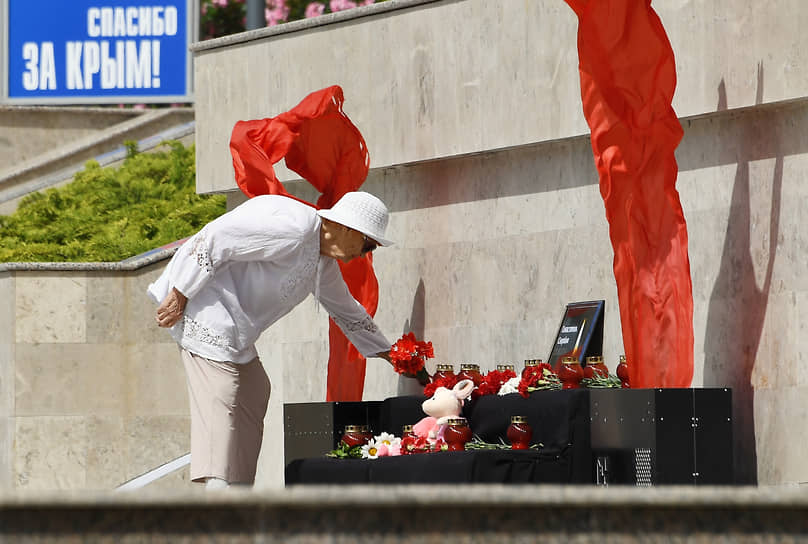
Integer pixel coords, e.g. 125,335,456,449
115,453,191,492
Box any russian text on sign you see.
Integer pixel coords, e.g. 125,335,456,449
87,6,178,37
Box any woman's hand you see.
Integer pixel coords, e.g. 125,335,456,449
156,287,187,328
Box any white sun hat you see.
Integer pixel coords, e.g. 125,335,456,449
317,191,394,246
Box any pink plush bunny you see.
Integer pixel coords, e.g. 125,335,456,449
412,379,476,443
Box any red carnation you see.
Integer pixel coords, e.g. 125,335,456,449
423,375,459,397
401,435,417,455
474,369,518,397
390,333,434,383
517,366,561,395
518,369,544,397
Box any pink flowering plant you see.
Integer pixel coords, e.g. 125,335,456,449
200,0,247,40
200,0,383,40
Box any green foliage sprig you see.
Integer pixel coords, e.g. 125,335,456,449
0,141,225,263
465,436,543,451
326,442,363,459
525,369,562,393
580,374,622,388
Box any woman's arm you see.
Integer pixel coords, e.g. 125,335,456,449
316,259,392,358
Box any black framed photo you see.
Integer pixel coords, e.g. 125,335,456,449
547,300,605,370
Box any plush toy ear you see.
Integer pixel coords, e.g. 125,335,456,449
453,379,475,399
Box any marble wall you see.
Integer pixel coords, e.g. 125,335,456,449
678,101,808,486
0,274,14,490
0,266,192,491
192,0,808,193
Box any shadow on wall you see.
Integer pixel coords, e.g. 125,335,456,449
368,135,598,214
697,63,783,485
397,279,426,397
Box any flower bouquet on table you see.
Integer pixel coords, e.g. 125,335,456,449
400,435,447,455
360,432,402,459
579,373,622,388
579,356,622,388
475,367,518,398
390,332,433,385
327,431,404,459
517,363,562,397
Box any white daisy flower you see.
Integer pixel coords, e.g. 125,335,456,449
374,432,401,449
361,439,380,459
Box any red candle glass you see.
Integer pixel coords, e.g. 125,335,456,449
401,424,417,455
341,425,369,448
359,425,373,444
522,359,543,379
558,356,584,389
496,364,516,374
583,355,609,379
457,364,482,386
433,364,456,382
443,417,472,451
616,355,630,388
507,415,533,450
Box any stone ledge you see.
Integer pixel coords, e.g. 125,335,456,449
190,0,442,53
2,484,807,508
0,240,183,273
2,485,807,543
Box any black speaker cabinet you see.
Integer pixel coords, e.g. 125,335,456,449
589,388,733,485
283,401,383,467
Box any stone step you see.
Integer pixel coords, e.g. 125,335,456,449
0,107,195,214
1,485,806,542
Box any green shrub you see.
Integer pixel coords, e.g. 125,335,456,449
0,141,226,262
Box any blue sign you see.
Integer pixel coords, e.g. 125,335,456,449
3,0,195,103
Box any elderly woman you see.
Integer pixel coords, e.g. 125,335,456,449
148,191,394,489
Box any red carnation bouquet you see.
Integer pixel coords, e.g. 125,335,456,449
401,434,447,454
517,363,561,397
390,332,433,385
475,368,518,398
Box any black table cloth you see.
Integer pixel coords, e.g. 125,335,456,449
286,389,591,485
285,448,574,485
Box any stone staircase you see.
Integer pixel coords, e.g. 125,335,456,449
0,106,195,214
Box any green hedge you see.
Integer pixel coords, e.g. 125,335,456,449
0,141,226,263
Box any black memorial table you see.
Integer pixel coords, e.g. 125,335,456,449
284,388,734,486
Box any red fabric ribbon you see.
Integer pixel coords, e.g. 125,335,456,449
564,0,694,387
229,85,376,401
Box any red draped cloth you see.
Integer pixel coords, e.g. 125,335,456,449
229,85,377,401
563,0,693,387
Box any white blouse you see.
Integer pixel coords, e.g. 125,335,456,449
147,195,391,363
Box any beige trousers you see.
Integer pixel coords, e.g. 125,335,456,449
180,349,271,484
